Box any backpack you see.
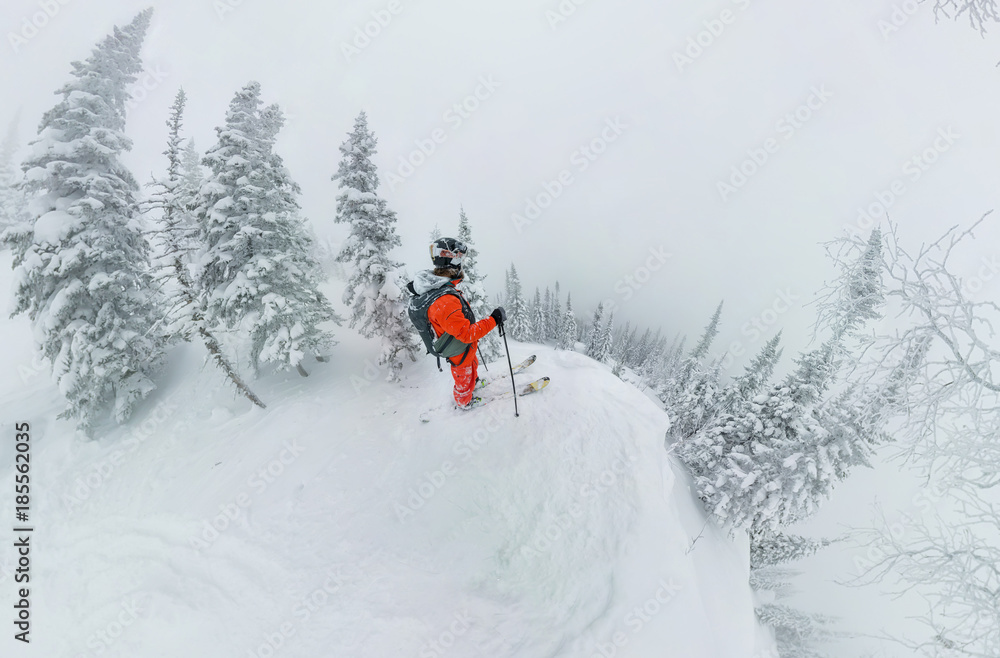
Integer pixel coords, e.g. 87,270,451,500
406,280,475,370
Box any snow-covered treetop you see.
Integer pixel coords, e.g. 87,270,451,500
23,9,153,203
332,111,380,195
46,8,152,134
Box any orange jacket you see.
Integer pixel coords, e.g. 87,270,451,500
427,283,497,360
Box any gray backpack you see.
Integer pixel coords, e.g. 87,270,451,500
406,281,475,369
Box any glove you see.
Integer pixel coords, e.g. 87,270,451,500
490,307,506,327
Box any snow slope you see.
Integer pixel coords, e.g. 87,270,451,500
0,270,773,656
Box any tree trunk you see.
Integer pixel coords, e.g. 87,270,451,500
172,256,266,409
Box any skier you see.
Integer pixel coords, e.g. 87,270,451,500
407,238,506,410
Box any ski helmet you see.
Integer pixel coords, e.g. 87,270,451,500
430,237,467,269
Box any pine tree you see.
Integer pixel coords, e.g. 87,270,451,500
146,89,265,407
333,111,417,379
691,302,723,362
631,328,652,369
198,82,338,377
0,115,30,232
683,334,882,533
748,566,799,600
147,90,197,293
673,301,722,393
529,288,545,343
181,138,203,191
551,282,561,340
558,292,577,350
178,138,203,233
751,531,830,569
728,334,784,407
1,10,165,432
750,528,836,658
599,310,615,363
667,316,801,530
504,263,529,340
455,206,501,362
429,223,442,242
660,306,727,437
171,136,206,261
587,302,605,358
612,320,633,365
833,228,884,339
541,287,553,342
755,604,834,658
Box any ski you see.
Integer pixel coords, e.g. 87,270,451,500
476,354,536,389
487,376,550,401
420,376,550,423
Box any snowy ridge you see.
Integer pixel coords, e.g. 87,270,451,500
0,295,773,656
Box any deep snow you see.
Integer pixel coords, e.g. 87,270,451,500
0,257,774,657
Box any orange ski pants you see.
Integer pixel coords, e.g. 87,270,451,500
450,349,479,407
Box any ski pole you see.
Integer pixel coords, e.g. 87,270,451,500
500,322,519,418
478,345,489,372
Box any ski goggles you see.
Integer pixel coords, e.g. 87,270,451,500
430,244,466,263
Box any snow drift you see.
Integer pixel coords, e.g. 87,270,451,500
0,293,773,656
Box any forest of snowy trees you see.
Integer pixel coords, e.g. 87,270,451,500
0,8,998,658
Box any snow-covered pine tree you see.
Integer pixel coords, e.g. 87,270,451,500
691,302,723,362
542,287,552,342
750,531,830,569
178,138,204,232
675,301,722,390
748,566,799,601
504,263,529,340
685,355,829,532
455,206,501,362
644,338,673,400
0,112,19,165
587,302,605,359
599,310,614,363
749,529,837,657
812,228,885,353
146,90,197,303
558,292,578,350
661,306,727,439
755,604,834,658
0,115,30,232
530,288,545,343
429,223,442,242
181,138,203,190
526,288,538,340
1,10,166,432
551,281,561,340
145,89,265,407
667,362,723,442
333,111,417,379
165,136,206,261
198,82,338,377
612,320,633,364
681,233,889,533
726,333,783,408
630,328,651,370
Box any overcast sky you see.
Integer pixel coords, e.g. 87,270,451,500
3,0,999,362
3,1,999,653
